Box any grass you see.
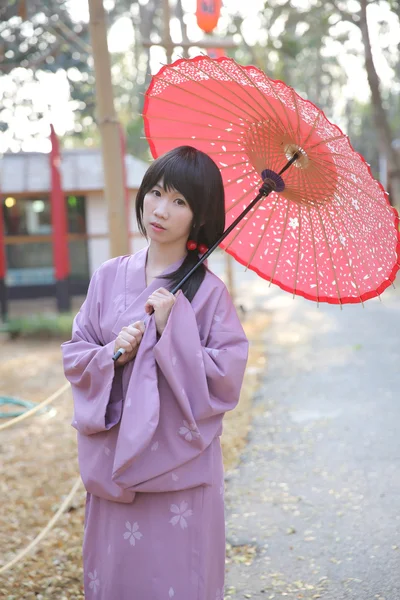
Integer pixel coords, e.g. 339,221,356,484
0,313,75,339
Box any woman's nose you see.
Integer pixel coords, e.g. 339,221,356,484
154,203,168,218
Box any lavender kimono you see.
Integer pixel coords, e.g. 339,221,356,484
61,247,249,600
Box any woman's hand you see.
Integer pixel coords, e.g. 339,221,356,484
114,320,145,367
144,288,181,337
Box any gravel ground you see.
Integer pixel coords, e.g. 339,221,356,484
224,279,400,600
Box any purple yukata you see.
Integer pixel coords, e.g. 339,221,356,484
61,246,249,600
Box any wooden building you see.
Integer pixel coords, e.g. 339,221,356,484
0,148,149,300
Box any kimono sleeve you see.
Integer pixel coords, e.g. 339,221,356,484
61,267,122,436
153,284,249,426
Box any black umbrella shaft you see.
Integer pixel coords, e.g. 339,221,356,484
171,185,272,294
171,154,300,294
112,157,297,361
112,157,298,361
112,191,268,362
279,152,299,176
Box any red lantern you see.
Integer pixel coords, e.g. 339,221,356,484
196,0,222,34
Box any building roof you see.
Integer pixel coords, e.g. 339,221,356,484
0,148,149,194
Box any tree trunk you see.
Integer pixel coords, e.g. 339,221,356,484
359,0,400,209
88,0,129,257
136,0,156,107
314,46,322,107
175,0,190,59
162,0,173,63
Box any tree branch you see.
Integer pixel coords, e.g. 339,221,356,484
0,40,63,74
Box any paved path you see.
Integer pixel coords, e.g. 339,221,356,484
223,271,400,600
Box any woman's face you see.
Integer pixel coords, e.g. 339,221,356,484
143,178,194,248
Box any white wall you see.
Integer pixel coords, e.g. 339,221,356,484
86,191,110,273
87,189,148,275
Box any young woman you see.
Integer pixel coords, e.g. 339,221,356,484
61,145,249,599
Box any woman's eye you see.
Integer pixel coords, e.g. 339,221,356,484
175,198,186,205
152,189,161,196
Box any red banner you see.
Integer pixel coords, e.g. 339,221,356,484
0,201,5,279
196,0,221,34
49,124,69,280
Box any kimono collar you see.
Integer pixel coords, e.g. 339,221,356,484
141,245,187,289
111,246,187,337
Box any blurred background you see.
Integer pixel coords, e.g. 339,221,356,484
0,0,399,321
1,3,400,598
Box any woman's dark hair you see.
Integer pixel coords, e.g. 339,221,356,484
136,146,225,302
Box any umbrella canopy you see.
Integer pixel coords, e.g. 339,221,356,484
143,56,400,305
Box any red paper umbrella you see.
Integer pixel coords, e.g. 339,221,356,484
143,56,400,305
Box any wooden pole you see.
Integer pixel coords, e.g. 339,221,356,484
88,0,129,258
225,252,235,304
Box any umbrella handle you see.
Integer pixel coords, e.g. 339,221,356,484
112,348,125,362
112,312,151,362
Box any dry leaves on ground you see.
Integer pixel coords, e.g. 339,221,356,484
0,311,269,599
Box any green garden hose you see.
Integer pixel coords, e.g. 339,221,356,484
0,396,38,418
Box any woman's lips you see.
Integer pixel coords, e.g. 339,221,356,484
150,223,166,231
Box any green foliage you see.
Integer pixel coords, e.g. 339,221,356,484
0,1,90,74
1,312,74,339
1,0,400,171
345,99,380,176
0,0,92,149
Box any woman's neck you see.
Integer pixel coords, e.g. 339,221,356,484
146,243,187,273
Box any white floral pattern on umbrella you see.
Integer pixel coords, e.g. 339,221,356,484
144,55,400,305
169,501,193,529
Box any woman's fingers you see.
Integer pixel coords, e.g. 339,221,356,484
132,320,145,334
154,287,170,296
125,325,143,340
116,336,135,354
114,321,146,366
117,325,143,351
146,291,175,306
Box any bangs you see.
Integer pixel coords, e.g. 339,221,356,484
136,145,224,247
143,147,210,208
135,146,225,303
